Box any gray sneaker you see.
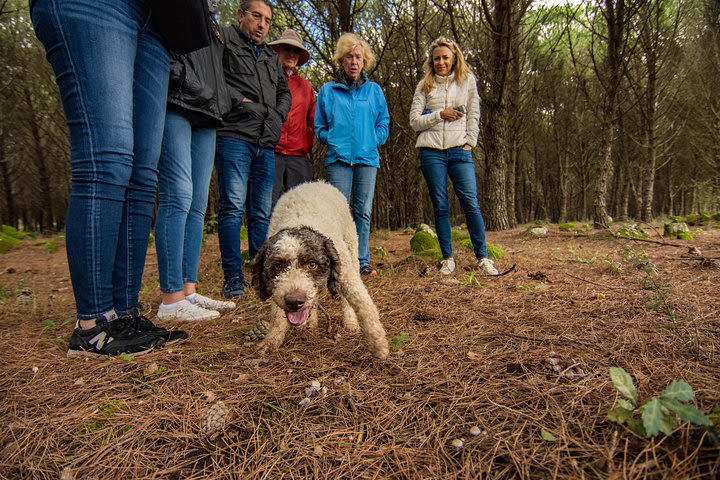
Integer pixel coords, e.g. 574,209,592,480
440,258,456,275
478,258,499,275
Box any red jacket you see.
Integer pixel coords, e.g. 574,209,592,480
275,70,316,156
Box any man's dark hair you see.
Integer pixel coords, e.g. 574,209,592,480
238,0,273,14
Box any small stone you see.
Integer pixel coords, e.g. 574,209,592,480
529,226,548,236
243,358,269,366
451,438,464,449
440,277,461,285
59,467,75,480
312,445,323,456
73,377,85,386
203,391,216,402
235,373,250,383
358,374,367,382
143,362,158,375
310,380,321,391
299,397,311,406
5,267,16,274
320,386,328,397
287,369,294,375
470,426,482,436
31,366,39,374
305,387,316,397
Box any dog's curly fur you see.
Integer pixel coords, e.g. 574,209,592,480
251,181,390,359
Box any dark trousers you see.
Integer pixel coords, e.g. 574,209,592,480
271,153,314,207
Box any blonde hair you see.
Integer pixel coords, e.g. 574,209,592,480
333,33,376,71
420,36,470,94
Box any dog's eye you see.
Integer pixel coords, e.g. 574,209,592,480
306,261,318,270
272,263,286,273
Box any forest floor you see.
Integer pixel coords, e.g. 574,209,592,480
0,220,719,479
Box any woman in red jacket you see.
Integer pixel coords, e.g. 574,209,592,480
268,29,316,207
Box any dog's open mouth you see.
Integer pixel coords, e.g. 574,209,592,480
286,308,310,326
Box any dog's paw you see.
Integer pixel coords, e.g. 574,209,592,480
371,342,390,360
344,323,360,334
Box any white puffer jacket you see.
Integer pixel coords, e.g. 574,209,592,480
409,72,480,150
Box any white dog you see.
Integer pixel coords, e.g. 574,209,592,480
251,181,389,359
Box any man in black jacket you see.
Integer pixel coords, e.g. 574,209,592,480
216,0,291,298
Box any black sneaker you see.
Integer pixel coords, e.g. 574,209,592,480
222,276,245,298
119,308,189,345
360,265,377,276
67,318,164,357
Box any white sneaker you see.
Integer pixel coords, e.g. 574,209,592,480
157,299,220,321
478,258,499,275
187,293,236,311
440,258,456,275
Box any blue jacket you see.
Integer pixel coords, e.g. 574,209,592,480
315,72,390,168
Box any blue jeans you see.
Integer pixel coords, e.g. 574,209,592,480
155,110,216,293
31,0,169,320
215,136,274,282
419,147,489,260
326,162,377,267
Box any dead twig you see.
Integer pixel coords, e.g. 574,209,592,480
564,271,627,290
614,234,685,247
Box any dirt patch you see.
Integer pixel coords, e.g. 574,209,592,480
1,223,719,478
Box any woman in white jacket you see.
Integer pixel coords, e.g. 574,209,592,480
409,37,497,275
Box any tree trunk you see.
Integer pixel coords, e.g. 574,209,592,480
481,0,513,231
0,128,18,228
593,115,615,227
24,87,54,232
640,1,658,221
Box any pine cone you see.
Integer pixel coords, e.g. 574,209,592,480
202,401,229,434
244,320,271,341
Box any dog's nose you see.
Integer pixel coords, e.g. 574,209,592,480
285,294,306,311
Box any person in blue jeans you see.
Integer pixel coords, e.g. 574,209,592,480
409,36,498,276
154,1,237,322
30,0,187,356
216,0,291,298
315,33,390,276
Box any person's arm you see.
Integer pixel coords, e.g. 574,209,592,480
314,85,329,145
274,60,291,122
374,84,390,146
408,82,443,132
464,77,481,148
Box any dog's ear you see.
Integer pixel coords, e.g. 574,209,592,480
323,237,342,298
250,241,273,301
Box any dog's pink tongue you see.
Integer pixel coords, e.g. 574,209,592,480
287,308,310,326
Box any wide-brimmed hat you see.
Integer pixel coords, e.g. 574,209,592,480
268,29,310,66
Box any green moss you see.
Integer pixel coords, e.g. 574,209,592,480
0,232,21,254
712,213,720,222
559,222,577,230
2,225,26,240
451,229,469,242
44,239,59,253
240,226,248,241
677,231,694,240
663,222,689,238
487,242,506,260
616,224,649,238
410,230,441,259
148,232,154,247
371,245,387,259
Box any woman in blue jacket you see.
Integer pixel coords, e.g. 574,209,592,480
315,33,390,275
